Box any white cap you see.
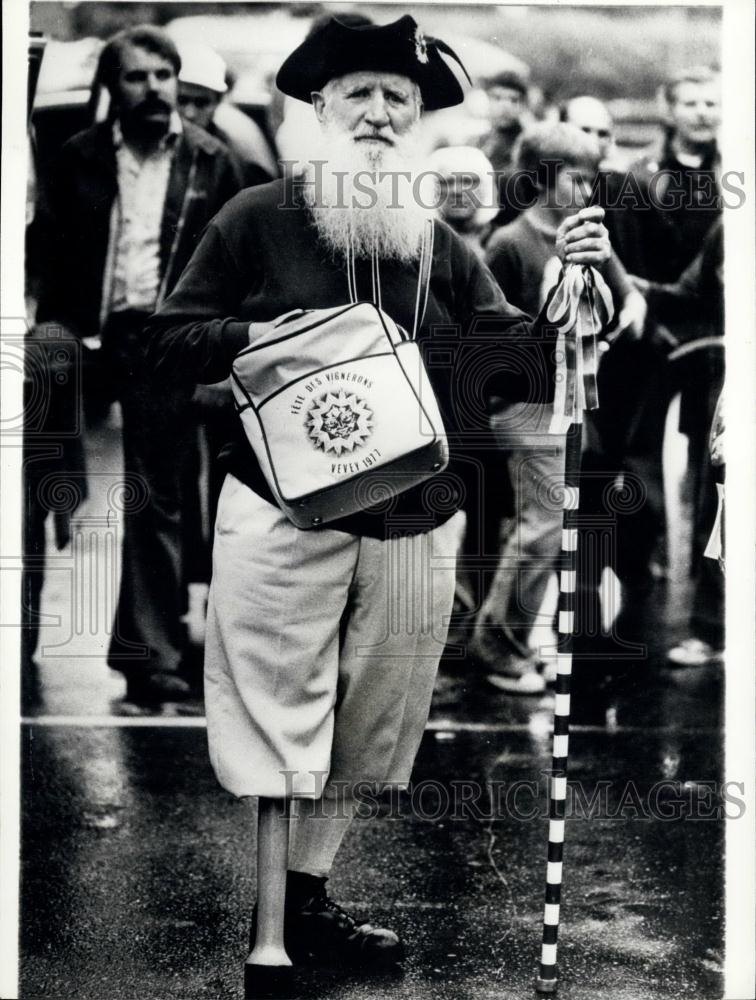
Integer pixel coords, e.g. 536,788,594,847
426,145,499,226
178,42,228,94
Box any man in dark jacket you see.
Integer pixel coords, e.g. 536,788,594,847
35,26,242,709
628,69,722,561
628,66,720,281
563,73,721,616
635,220,725,666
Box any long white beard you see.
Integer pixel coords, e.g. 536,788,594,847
301,123,436,263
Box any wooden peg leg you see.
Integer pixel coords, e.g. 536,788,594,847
245,797,294,998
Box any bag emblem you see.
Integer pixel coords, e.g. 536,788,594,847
306,390,374,455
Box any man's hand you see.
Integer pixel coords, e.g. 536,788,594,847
26,321,76,381
628,274,651,296
248,320,277,344
556,206,611,268
193,379,233,411
616,288,647,341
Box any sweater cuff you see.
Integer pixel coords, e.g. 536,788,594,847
223,319,254,358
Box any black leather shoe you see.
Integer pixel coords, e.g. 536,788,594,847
121,672,193,709
251,872,404,969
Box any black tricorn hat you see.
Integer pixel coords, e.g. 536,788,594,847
276,14,471,112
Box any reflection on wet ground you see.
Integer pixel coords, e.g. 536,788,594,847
19,417,724,999
20,712,724,999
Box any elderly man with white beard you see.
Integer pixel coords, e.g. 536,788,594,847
144,15,611,998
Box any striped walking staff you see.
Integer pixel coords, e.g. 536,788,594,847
535,265,613,994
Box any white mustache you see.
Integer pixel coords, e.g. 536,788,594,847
354,132,395,145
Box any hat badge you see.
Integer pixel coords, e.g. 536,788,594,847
414,27,429,65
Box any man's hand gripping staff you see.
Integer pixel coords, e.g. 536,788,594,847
556,205,611,268
536,206,614,995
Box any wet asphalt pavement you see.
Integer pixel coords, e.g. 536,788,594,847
18,416,726,999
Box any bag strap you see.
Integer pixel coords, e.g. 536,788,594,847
345,236,384,312
412,219,434,340
346,220,435,340
371,248,383,312
346,237,358,305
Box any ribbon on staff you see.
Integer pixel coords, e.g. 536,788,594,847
548,265,614,434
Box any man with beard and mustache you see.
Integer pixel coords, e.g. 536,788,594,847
34,26,243,710
144,16,611,991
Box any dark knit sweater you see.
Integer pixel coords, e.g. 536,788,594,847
144,177,558,537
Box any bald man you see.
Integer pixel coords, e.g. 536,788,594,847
562,95,616,168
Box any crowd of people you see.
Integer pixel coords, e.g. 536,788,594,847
23,16,725,711
21,10,726,994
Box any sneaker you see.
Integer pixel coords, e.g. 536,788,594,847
252,872,403,969
486,670,546,695
472,638,546,695
469,630,538,673
183,582,209,647
667,638,724,668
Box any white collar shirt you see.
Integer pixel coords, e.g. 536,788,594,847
108,112,182,315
